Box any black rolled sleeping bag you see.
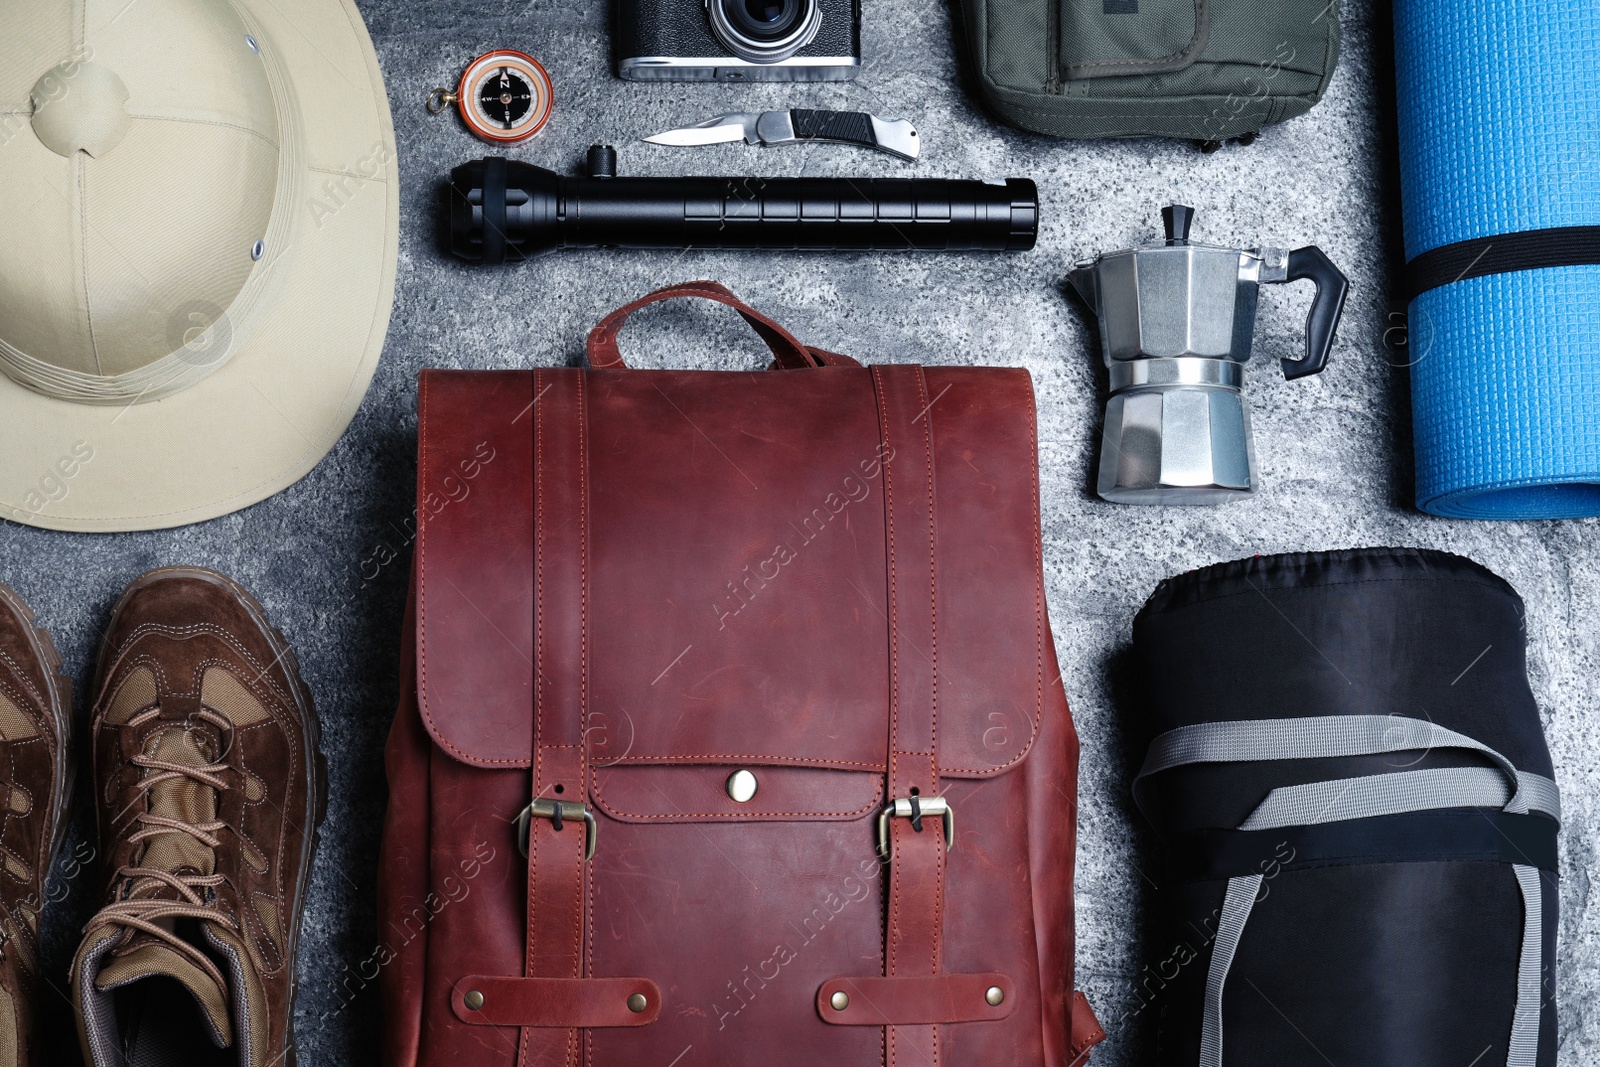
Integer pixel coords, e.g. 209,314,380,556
1132,548,1559,1067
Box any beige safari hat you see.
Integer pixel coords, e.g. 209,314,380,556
0,0,398,532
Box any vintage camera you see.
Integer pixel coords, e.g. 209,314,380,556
617,0,861,81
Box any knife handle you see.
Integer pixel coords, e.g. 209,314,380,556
791,109,877,149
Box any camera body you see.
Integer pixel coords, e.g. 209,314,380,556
617,0,861,81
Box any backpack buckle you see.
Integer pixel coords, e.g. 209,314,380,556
516,799,598,861
876,795,954,859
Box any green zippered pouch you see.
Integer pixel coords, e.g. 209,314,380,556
958,0,1341,140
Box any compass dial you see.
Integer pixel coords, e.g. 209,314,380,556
478,68,534,127
455,51,553,143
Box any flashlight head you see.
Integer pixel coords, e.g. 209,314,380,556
448,157,562,263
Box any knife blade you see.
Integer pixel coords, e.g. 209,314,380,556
644,109,920,161
643,118,754,148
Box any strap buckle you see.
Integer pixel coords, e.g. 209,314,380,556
876,795,954,859
516,799,598,861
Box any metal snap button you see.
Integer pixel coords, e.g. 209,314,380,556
726,769,758,803
829,990,849,1011
985,985,1004,1006
627,993,649,1013
464,990,485,1011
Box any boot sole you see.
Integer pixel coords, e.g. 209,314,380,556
0,581,76,891
99,567,328,1064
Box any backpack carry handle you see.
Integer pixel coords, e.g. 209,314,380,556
587,281,860,370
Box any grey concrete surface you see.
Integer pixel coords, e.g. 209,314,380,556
5,0,1598,1062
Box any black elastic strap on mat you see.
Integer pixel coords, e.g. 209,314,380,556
1168,810,1560,882
1406,225,1600,300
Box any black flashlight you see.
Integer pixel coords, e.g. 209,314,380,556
448,146,1038,263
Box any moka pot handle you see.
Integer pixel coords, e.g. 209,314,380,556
1273,245,1349,380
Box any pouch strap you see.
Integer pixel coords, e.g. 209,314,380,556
519,368,599,1066
455,977,661,1028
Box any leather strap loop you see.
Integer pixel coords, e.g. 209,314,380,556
454,977,661,1028
586,281,860,370
816,974,1015,1026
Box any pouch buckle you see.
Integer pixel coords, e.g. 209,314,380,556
876,795,954,859
516,799,598,861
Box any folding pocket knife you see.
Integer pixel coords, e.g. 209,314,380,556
644,109,920,161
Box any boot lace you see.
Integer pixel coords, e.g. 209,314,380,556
92,705,242,992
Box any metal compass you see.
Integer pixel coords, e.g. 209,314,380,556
428,50,553,144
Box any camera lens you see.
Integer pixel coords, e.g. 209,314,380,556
708,0,821,64
735,0,796,32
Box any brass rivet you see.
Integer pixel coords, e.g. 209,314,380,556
726,769,758,803
985,985,1004,1006
829,990,850,1011
627,993,648,1013
464,990,485,1011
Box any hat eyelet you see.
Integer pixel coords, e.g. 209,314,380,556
245,34,259,54
250,239,265,261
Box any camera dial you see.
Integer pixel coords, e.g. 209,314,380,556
706,0,822,64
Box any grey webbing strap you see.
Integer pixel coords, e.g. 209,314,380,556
1509,866,1544,1067
1516,773,1562,822
1198,859,1551,1067
1241,767,1562,831
1197,875,1262,1067
1136,715,1535,815
1163,717,1560,1067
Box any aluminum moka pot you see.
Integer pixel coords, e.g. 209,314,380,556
1068,205,1348,505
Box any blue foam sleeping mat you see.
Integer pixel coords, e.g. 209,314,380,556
1396,1,1600,518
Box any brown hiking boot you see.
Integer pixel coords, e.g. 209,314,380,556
71,568,326,1067
0,584,72,1067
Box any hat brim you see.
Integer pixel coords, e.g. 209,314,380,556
0,0,398,533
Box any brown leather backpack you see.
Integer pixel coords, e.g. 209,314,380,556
379,282,1104,1066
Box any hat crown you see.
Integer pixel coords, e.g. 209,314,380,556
0,0,284,402
30,61,132,158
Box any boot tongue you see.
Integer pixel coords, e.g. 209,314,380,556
93,923,235,1047
87,721,236,1046
138,725,220,878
